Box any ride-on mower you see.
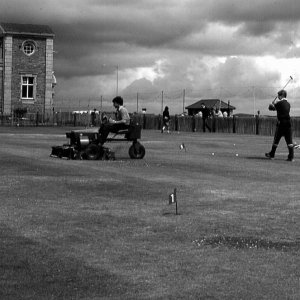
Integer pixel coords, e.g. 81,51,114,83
50,122,146,160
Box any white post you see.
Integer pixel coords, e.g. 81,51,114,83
253,86,256,117
116,65,119,96
161,91,164,114
183,89,185,113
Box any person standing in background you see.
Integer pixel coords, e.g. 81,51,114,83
161,106,170,133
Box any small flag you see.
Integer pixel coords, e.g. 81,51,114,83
169,193,176,204
168,188,178,215
179,143,186,151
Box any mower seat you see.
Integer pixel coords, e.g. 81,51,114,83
110,124,141,140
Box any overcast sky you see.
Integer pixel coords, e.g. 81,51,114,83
2,0,300,114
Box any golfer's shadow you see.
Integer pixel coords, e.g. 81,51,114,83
162,212,181,217
245,156,295,162
245,156,270,160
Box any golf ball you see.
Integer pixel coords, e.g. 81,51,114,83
212,152,214,156
235,153,239,156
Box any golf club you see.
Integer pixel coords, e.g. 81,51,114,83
272,76,293,104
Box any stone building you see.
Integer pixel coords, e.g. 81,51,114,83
0,22,55,120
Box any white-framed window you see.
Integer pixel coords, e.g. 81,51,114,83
21,40,36,56
21,75,36,100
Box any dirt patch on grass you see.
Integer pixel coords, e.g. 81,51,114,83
193,235,300,252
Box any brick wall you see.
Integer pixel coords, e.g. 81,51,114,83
0,39,2,112
11,36,47,114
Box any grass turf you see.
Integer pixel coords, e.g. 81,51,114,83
0,126,299,299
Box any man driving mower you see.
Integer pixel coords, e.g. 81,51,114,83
98,96,130,145
51,95,145,160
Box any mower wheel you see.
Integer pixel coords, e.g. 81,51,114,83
129,142,145,159
85,144,101,160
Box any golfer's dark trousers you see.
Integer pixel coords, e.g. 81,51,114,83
98,123,129,144
271,120,294,159
202,119,211,132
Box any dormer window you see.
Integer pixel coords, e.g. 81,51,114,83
22,40,36,56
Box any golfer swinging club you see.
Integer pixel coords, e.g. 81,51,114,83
265,89,294,161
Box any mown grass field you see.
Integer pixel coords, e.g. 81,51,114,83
0,126,299,299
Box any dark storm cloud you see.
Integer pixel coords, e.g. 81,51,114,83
2,0,299,74
48,0,300,79
202,0,300,23
44,2,202,78
238,21,277,37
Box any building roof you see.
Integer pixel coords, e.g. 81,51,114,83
185,99,236,110
0,22,54,37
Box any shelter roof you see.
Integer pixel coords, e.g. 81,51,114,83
185,99,236,110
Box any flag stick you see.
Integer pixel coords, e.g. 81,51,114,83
174,188,178,215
